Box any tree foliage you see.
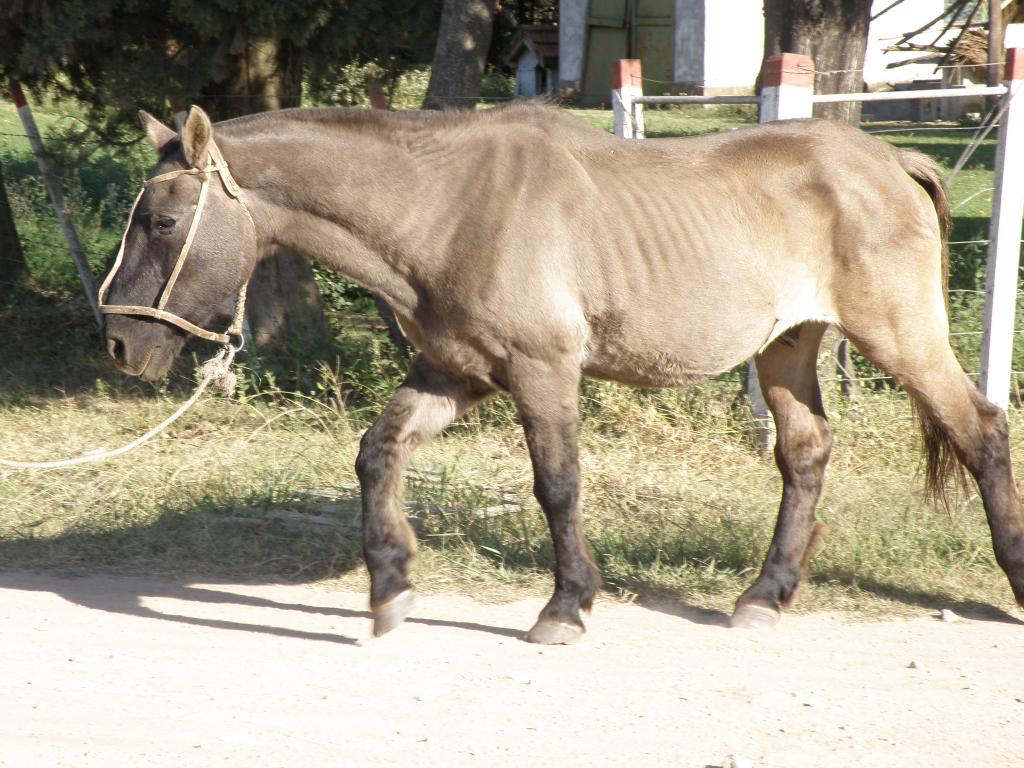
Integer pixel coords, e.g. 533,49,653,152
0,0,441,134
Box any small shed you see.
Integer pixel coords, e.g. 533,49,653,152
506,25,560,98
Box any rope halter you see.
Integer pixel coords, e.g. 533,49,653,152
98,138,256,346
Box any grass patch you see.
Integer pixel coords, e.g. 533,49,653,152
569,103,759,137
0,372,1018,618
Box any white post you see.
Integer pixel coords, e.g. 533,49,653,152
759,52,815,122
747,53,816,449
612,59,645,139
8,81,102,329
980,25,1024,410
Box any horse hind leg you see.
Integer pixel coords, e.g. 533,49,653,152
731,322,833,628
844,318,1024,608
356,354,494,637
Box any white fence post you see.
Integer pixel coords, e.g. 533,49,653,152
980,24,1024,410
612,59,645,139
747,53,816,449
759,53,815,122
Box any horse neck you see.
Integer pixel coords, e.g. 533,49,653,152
223,116,458,316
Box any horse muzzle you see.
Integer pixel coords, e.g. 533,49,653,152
104,317,183,381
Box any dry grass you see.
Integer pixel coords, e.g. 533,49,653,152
1,354,1019,621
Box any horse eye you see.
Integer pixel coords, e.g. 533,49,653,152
152,216,176,235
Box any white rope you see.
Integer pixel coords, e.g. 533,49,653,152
0,346,238,471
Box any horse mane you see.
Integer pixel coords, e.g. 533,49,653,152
214,101,592,143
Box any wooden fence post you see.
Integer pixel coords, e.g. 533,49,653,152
8,81,102,329
612,59,645,139
746,53,816,450
367,85,388,111
980,24,1024,410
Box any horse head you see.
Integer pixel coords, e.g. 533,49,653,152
101,106,257,381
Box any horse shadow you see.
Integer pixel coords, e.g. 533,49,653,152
0,488,527,645
632,583,1023,629
3,486,1021,642
0,569,527,645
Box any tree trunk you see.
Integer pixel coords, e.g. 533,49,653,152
0,160,28,295
245,248,328,348
762,0,872,124
203,26,303,119
988,0,1004,112
423,0,498,109
201,27,327,351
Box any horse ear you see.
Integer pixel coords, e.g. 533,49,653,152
138,110,176,154
181,105,213,168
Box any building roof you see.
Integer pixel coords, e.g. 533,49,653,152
505,25,559,68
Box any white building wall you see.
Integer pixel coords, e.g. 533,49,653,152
669,0,948,92
864,0,947,84
702,0,765,90
572,0,948,98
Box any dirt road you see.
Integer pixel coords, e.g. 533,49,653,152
2,572,1022,767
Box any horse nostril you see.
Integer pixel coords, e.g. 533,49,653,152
106,335,126,365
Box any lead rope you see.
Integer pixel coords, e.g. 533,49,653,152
0,284,249,471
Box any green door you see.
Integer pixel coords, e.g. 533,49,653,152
632,0,674,94
581,0,675,107
582,0,629,108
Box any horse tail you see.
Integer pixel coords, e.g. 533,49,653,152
899,148,952,296
898,147,966,507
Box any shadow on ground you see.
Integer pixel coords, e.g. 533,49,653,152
0,570,528,645
3,483,1021,643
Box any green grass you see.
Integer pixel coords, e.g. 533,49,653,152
569,103,760,137
0,98,1021,621
1,100,151,293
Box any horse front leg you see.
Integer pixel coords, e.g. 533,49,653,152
508,355,602,644
356,354,493,637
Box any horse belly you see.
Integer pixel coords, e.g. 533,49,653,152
580,240,842,388
582,302,776,387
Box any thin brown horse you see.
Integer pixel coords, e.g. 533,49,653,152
101,103,1024,643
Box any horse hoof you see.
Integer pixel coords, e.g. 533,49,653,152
524,619,584,645
372,589,415,637
729,603,780,630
